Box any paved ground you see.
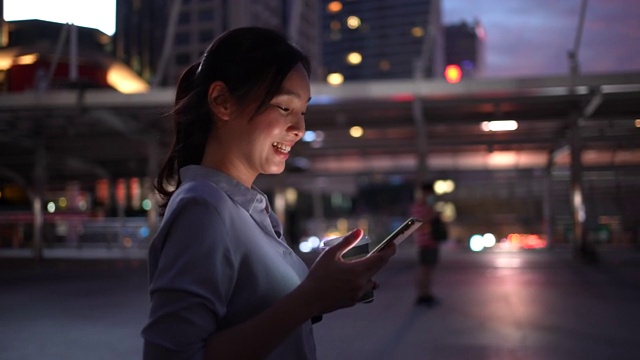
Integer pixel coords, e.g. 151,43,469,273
1,243,639,360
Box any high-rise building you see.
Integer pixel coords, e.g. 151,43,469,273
444,20,485,78
321,0,444,81
114,0,172,84
114,0,323,86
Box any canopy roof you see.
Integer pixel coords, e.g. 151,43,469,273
0,72,639,194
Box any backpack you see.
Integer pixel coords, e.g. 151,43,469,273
431,215,448,242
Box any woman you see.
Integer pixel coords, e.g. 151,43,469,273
142,27,396,359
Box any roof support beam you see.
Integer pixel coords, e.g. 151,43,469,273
582,89,603,118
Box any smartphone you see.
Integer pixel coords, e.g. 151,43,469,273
368,217,424,255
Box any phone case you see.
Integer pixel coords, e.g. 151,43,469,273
368,217,424,255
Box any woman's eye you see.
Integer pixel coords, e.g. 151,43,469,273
272,104,291,112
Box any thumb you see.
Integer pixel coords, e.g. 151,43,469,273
326,228,363,258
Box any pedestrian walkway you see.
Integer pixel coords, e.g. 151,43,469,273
1,243,639,359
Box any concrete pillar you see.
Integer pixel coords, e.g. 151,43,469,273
570,118,597,263
69,24,78,82
412,95,428,183
412,59,429,184
32,145,46,260
542,169,554,247
411,0,439,184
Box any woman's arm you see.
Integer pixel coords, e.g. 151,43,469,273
204,229,395,359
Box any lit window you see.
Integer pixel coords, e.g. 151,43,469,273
330,20,341,30
411,26,425,37
346,52,362,65
379,60,390,71
346,16,361,29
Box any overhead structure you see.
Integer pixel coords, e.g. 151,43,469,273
0,72,639,257
0,72,638,186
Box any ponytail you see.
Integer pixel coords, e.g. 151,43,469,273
154,62,211,214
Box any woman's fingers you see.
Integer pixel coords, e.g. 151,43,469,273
322,228,363,260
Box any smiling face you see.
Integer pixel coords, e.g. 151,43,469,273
204,63,311,187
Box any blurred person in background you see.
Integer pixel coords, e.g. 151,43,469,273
411,181,446,307
141,27,395,360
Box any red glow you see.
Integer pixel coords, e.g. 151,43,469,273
444,64,462,84
8,61,108,92
390,93,415,102
95,179,110,205
506,233,547,249
115,178,127,208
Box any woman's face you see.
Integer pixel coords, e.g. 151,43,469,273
223,63,310,185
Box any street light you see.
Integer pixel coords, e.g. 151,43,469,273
444,64,462,83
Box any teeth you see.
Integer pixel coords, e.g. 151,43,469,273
272,142,291,153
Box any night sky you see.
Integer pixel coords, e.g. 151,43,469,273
4,0,639,78
443,0,640,77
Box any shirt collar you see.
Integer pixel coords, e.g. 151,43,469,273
179,165,271,214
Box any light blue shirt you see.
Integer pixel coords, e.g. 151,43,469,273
142,165,316,359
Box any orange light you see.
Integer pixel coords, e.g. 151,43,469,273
327,1,343,13
106,61,150,94
444,64,462,84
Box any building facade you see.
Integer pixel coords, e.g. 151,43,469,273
114,0,172,84
114,0,323,86
321,0,444,81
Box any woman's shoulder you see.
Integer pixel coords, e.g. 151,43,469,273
167,180,230,213
178,179,225,197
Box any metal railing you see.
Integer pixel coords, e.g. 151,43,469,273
0,215,151,259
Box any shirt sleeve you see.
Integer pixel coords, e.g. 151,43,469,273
142,195,236,359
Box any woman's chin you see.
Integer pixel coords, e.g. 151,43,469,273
262,165,286,175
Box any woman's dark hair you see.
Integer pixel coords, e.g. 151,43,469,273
154,27,311,213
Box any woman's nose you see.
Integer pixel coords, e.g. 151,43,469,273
289,116,305,139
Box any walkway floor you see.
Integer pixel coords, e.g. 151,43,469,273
1,243,639,360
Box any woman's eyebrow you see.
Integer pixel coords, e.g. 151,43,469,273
275,89,312,103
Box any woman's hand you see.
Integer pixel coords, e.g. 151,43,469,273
202,229,395,359
300,228,396,315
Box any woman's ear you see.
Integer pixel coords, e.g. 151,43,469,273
208,81,232,121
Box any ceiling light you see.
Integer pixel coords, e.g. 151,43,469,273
326,72,344,86
481,120,518,131
349,126,364,138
